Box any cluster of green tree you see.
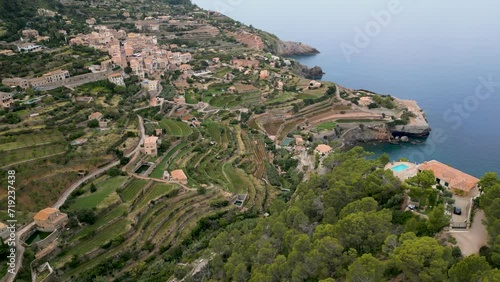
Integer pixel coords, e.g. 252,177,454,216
479,172,500,267
387,110,417,126
167,147,496,282
372,95,396,109
0,0,62,41
303,85,337,106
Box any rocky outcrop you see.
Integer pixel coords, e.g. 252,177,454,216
299,65,325,80
390,124,431,137
389,99,431,137
340,124,392,145
275,41,320,56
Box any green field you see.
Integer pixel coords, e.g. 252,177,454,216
159,119,193,137
119,179,148,202
0,130,64,151
71,176,129,210
315,121,337,131
71,204,128,242
0,143,67,167
150,142,188,179
67,218,130,256
135,183,178,210
222,162,251,194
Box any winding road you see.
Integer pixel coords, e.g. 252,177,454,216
5,115,145,282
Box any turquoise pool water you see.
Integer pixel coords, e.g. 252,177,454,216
391,164,410,173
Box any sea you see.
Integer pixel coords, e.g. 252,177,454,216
192,0,500,177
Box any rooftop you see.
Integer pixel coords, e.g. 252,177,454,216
34,207,59,221
315,144,332,154
171,169,187,180
418,160,479,192
145,136,159,144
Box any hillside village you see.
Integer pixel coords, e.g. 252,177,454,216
0,0,498,282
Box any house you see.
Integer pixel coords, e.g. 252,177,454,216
108,73,125,86
315,144,333,156
0,92,14,108
142,79,159,92
0,222,9,240
0,49,14,56
259,70,270,80
86,18,96,25
309,80,322,89
174,95,186,104
231,59,259,69
17,43,41,52
99,119,111,128
2,78,30,89
22,29,39,39
144,136,159,157
418,160,480,195
295,136,305,146
88,112,103,121
33,208,68,232
170,169,188,184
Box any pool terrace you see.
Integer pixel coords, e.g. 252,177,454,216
385,161,418,181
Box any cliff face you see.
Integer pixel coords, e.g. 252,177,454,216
275,41,320,56
299,65,325,80
390,99,431,137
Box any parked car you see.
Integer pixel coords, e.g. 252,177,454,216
408,204,416,211
453,207,462,215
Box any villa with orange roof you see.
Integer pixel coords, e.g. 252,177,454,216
170,169,188,184
315,144,333,156
418,160,479,195
33,208,68,232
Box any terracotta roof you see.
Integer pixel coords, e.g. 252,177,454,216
145,136,158,145
0,222,6,229
34,208,59,221
171,169,187,181
418,160,479,192
88,112,103,120
315,144,332,154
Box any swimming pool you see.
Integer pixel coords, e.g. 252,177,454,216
391,164,410,172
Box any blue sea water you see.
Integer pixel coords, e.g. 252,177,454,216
192,0,500,177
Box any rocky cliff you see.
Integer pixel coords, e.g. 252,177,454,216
389,99,431,137
299,65,325,80
275,41,320,56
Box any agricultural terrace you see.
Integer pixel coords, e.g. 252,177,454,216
55,172,235,281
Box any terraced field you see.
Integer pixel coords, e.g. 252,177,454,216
57,179,232,280
159,119,193,137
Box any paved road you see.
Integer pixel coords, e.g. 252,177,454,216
5,115,145,282
450,210,488,256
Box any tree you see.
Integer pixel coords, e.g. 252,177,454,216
378,153,390,166
426,204,450,234
347,254,386,282
479,269,500,282
393,236,452,282
3,112,21,124
76,209,97,224
339,197,378,219
448,254,491,282
90,183,97,193
88,119,99,128
334,209,392,253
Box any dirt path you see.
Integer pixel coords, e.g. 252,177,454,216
450,210,488,256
